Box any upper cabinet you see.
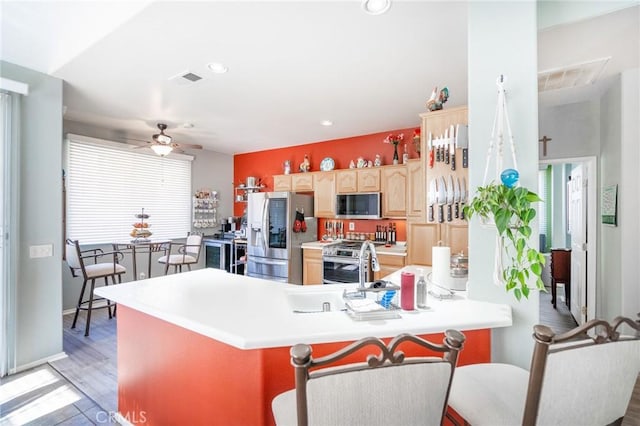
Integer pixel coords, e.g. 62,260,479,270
292,173,314,192
381,165,406,218
273,175,291,192
336,169,380,194
406,159,424,221
313,172,336,218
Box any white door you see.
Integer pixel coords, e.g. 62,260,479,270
568,165,588,324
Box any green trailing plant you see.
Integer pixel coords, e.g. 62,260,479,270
463,183,546,301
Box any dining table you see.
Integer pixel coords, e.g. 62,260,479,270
112,239,171,280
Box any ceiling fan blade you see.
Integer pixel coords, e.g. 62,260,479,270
174,142,203,150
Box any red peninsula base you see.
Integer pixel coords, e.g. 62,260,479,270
116,306,490,425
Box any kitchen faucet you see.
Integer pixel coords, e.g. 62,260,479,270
343,240,381,300
359,240,380,289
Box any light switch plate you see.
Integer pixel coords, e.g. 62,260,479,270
30,244,53,258
349,222,355,231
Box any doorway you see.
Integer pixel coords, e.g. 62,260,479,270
539,156,597,325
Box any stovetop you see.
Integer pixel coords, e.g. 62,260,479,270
322,240,384,258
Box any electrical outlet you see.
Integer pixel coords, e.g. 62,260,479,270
29,244,53,258
349,222,355,231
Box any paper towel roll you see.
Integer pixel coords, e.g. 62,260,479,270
432,246,451,287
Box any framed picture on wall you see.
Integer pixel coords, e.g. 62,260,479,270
601,184,617,226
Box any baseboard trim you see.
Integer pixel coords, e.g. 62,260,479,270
13,351,68,374
63,308,76,316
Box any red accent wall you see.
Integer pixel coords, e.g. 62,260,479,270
233,127,419,241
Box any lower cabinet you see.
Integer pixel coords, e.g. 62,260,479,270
407,222,468,266
303,249,322,285
374,254,406,280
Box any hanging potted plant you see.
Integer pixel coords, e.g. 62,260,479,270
463,169,545,301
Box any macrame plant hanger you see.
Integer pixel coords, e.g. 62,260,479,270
483,75,519,287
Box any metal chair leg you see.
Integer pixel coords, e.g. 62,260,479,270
84,279,96,337
72,278,88,329
164,261,170,275
105,277,113,319
187,264,192,271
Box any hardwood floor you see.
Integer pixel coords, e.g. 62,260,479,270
49,312,118,415
10,291,633,425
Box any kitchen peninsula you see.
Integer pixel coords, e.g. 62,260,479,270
96,267,511,425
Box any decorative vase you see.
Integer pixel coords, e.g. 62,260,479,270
393,143,399,165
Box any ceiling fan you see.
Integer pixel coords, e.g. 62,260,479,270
130,123,203,156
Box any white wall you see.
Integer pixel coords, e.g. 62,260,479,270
599,76,622,321
538,100,600,159
619,68,640,323
537,1,639,30
468,2,539,369
0,61,64,368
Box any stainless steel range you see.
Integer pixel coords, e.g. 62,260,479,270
322,241,375,284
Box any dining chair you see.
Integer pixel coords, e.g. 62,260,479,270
158,233,203,274
272,330,466,426
65,239,126,336
447,315,640,426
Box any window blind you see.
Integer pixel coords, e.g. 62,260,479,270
66,137,192,244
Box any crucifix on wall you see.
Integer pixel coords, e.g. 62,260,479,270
539,135,552,156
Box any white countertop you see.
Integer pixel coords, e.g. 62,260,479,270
95,267,511,350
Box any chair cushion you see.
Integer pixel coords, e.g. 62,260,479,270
84,263,127,279
272,363,452,426
537,339,640,425
158,254,197,265
449,363,528,426
271,389,296,426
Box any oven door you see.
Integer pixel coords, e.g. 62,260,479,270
322,256,364,284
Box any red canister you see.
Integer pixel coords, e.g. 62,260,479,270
400,271,415,311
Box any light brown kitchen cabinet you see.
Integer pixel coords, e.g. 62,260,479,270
381,165,406,218
336,169,380,194
313,171,336,218
406,159,424,221
443,223,468,256
303,249,323,285
407,223,440,266
358,169,380,192
273,175,291,192
407,106,468,265
292,173,314,192
373,253,406,280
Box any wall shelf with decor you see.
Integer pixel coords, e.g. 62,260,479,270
193,189,219,229
234,185,264,203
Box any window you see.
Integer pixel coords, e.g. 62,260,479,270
66,135,192,244
538,165,551,252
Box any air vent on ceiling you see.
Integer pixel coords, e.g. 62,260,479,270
538,57,610,92
168,70,204,86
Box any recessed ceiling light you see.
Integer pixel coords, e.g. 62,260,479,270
320,120,333,126
207,62,228,74
362,0,391,15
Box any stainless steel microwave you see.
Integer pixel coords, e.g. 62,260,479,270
335,192,382,219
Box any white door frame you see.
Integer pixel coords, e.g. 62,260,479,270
539,156,597,322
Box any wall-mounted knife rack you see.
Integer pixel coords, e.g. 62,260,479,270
416,105,470,258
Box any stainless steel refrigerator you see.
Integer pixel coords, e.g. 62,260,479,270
247,192,316,284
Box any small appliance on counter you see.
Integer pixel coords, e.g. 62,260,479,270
449,251,468,291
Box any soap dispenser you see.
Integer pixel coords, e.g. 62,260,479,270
416,268,428,309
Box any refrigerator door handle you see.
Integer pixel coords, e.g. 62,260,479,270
261,197,269,253
251,257,287,266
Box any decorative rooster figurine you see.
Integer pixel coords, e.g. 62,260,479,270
426,86,449,111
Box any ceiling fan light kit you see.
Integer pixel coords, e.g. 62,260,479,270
150,144,173,156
